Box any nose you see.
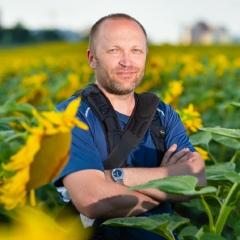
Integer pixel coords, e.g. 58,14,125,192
119,52,132,67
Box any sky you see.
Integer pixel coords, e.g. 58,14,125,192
0,0,240,43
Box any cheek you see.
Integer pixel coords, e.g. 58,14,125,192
136,57,147,67
97,58,117,71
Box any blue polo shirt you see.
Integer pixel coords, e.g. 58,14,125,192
54,95,195,240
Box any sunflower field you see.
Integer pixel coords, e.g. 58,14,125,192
0,41,240,240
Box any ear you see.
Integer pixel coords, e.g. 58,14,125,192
87,49,96,69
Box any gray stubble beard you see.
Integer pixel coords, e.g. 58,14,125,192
94,61,145,95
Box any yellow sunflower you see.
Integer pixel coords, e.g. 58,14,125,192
0,98,88,210
195,147,210,161
162,80,184,109
177,104,203,135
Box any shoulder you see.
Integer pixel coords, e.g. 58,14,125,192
56,96,75,111
56,96,94,122
158,101,196,152
157,101,186,139
157,101,179,122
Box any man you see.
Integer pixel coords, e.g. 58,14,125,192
54,13,206,240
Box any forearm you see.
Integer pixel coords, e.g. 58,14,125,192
124,157,205,187
63,170,159,219
106,152,206,202
89,180,159,218
124,161,204,202
106,166,190,202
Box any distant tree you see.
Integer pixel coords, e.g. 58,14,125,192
0,22,78,46
10,22,32,43
0,22,33,44
39,29,62,41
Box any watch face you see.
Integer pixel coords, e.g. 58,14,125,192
112,168,124,181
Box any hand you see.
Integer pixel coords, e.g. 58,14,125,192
160,144,194,167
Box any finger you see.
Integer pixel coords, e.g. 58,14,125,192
173,148,190,160
161,144,178,165
176,151,194,163
162,148,191,166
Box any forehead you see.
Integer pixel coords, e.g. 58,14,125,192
95,18,147,46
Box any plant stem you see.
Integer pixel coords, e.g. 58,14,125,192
215,182,240,235
230,150,239,163
30,189,36,207
200,195,215,233
207,145,218,164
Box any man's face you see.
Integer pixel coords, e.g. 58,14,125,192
88,18,147,95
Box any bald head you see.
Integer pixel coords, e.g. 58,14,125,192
89,13,148,54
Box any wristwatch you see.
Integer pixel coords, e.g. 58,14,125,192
111,168,124,184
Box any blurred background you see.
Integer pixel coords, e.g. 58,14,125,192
0,0,240,46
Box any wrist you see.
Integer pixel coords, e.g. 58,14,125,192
111,168,124,184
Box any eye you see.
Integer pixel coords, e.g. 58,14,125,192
107,48,119,53
132,49,142,54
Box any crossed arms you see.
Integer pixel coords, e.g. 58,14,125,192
62,144,206,219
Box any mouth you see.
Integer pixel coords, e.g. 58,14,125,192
117,72,135,78
116,69,137,77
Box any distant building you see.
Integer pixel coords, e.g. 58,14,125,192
180,21,232,45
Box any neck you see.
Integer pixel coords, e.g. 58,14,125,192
98,87,135,116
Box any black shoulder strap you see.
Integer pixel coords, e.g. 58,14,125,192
73,84,165,169
103,92,160,169
150,109,166,165
73,84,121,154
